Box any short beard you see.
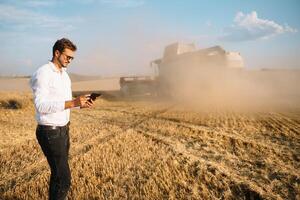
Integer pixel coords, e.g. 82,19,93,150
58,59,67,68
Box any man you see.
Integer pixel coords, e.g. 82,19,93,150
30,38,93,200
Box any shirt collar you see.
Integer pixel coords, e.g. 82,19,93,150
49,61,67,73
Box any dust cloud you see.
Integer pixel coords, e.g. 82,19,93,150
163,66,300,112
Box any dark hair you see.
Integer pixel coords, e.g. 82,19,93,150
52,38,77,56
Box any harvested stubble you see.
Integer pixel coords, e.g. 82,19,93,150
0,92,299,200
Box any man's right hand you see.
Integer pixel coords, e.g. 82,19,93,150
74,94,93,108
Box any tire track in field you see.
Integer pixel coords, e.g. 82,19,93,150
144,113,299,163
160,111,299,153
81,105,299,167
79,106,300,176
151,116,299,161
78,103,178,130
143,119,299,173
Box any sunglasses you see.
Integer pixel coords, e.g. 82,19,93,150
61,52,74,61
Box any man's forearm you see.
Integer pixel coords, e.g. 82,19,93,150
65,95,90,109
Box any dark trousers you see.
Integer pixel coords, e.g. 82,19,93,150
36,124,71,200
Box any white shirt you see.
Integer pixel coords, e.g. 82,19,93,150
30,61,72,126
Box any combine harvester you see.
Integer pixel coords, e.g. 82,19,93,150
120,42,244,97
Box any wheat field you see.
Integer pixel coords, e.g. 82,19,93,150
0,92,299,200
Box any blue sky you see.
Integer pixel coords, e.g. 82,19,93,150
0,0,299,76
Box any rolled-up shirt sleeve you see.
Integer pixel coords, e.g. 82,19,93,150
30,70,65,114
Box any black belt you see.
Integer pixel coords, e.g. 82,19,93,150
37,122,70,131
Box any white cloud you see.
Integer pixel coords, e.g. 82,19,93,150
0,4,78,31
220,11,297,42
